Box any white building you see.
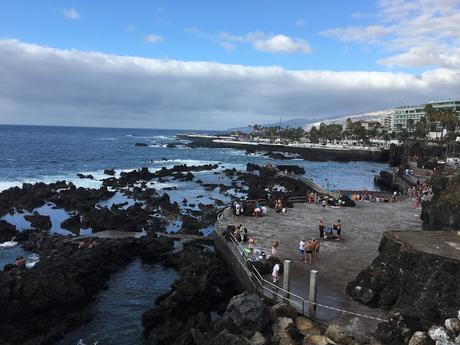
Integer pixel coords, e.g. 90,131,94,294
391,100,460,132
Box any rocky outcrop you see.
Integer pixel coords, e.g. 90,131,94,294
103,168,116,175
142,242,240,344
0,220,18,243
347,231,460,345
421,175,460,229
276,165,306,175
134,142,149,146
0,234,173,345
24,212,51,230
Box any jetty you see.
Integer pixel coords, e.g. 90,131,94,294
177,134,389,162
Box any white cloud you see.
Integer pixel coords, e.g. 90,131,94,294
219,32,311,54
62,8,79,20
0,39,459,129
321,0,460,69
144,34,164,44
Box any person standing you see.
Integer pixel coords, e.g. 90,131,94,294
299,239,306,261
272,263,280,285
271,241,279,257
319,219,325,239
335,220,342,240
313,239,320,263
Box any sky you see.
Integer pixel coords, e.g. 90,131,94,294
0,0,459,130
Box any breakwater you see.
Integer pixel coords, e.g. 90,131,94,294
177,134,389,162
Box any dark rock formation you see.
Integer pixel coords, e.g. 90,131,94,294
154,164,218,178
103,168,116,175
264,151,291,160
142,242,240,344
421,174,460,229
134,142,149,147
0,235,173,345
60,214,82,234
76,173,94,179
374,170,395,190
276,165,305,175
0,220,18,243
24,212,52,230
347,231,460,345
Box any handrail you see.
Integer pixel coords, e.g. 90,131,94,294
223,228,388,323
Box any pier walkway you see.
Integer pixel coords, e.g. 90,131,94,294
217,199,423,338
274,171,341,199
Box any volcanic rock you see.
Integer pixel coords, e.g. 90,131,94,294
0,220,18,243
24,212,51,230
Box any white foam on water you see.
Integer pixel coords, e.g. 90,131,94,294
26,253,39,268
0,240,18,248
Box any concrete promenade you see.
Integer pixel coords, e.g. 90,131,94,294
220,199,423,338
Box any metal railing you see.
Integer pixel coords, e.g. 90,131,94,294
223,228,388,323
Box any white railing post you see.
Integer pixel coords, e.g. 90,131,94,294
308,270,318,316
283,260,291,301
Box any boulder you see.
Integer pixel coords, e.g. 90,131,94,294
296,316,321,337
271,316,296,345
324,324,347,343
211,329,251,345
408,331,434,345
445,318,460,333
428,326,453,342
134,142,148,146
269,303,298,323
249,331,267,345
217,292,268,338
60,215,82,234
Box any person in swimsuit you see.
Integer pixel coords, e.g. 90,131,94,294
313,239,320,263
319,219,325,238
305,239,315,264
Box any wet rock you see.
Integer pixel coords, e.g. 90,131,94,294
117,167,154,187
24,212,51,230
265,152,291,160
76,173,94,179
211,329,251,345
246,163,260,172
166,143,177,148
268,303,298,323
134,142,148,146
0,220,18,243
408,331,434,345
296,316,321,337
180,215,204,235
60,214,82,234
103,168,116,175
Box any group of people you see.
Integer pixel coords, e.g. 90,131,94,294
408,180,432,209
319,219,342,240
298,239,320,264
351,190,400,203
77,240,97,249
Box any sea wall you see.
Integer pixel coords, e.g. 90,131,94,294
179,135,388,162
346,231,460,345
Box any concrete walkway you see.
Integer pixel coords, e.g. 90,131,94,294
220,199,423,338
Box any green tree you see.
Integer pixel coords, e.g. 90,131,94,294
308,126,320,143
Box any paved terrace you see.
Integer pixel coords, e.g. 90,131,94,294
220,199,423,338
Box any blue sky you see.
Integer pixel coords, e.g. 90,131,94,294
0,0,459,129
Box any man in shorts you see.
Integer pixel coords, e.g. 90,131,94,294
305,239,315,264
272,263,280,284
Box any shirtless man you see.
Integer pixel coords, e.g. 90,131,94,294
305,239,316,264
313,239,320,263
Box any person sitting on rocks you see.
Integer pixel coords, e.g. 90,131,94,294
88,240,97,249
233,226,242,242
78,241,86,249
